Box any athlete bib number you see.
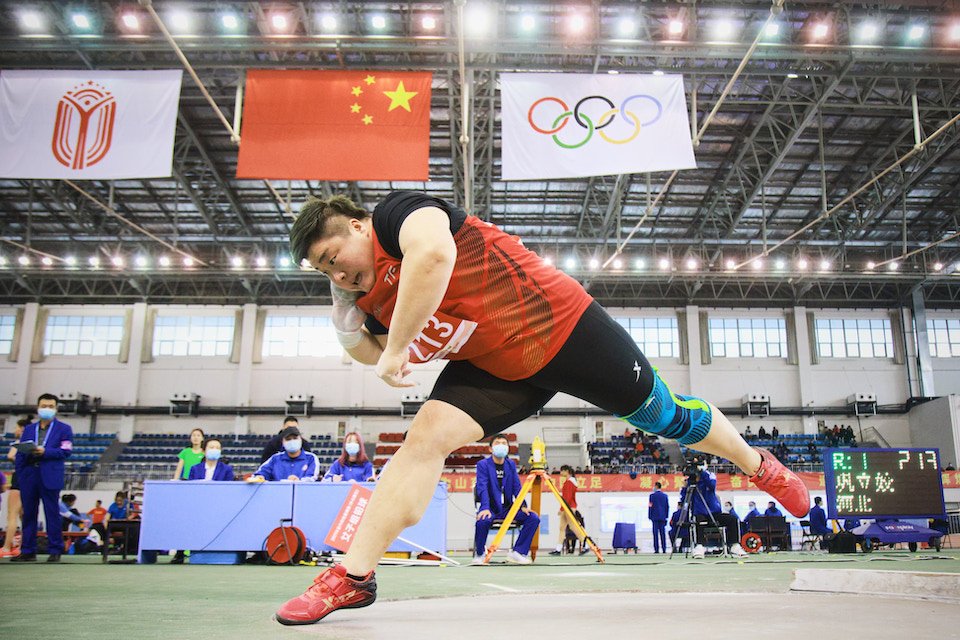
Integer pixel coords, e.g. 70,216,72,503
407,311,478,363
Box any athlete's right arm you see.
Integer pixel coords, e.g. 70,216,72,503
330,281,384,365
343,332,386,365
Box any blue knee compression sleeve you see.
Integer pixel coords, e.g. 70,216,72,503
618,369,713,445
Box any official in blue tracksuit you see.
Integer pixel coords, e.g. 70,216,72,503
187,438,235,481
744,502,761,531
679,463,742,554
249,427,319,482
13,393,73,562
764,502,784,517
808,496,831,535
473,435,540,563
669,507,689,551
648,482,669,553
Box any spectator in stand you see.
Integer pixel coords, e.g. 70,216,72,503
946,462,956,471
1,417,29,558
808,496,831,536
764,501,783,517
172,428,205,481
771,426,779,439
648,481,670,554
107,492,130,521
323,432,375,482
187,438,235,481
250,426,320,482
744,501,761,531
472,435,539,565
743,426,753,440
623,426,632,439
575,466,583,475
261,416,313,464
550,465,587,555
758,426,767,439
12,394,73,564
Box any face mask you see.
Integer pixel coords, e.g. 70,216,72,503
205,449,222,461
723,505,732,513
492,444,509,459
283,438,302,454
345,442,360,456
38,408,57,421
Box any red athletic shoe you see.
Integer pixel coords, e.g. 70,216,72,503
275,564,377,626
749,447,810,518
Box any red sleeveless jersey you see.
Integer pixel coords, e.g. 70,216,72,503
355,216,593,381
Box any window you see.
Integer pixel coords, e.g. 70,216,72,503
614,317,679,358
927,318,960,358
709,317,787,358
0,313,15,355
44,315,124,356
262,315,341,357
153,315,234,357
815,318,893,359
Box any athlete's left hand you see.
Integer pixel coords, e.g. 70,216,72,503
375,347,415,388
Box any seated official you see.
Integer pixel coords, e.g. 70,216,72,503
764,501,784,517
679,459,746,558
248,426,319,482
668,506,690,552
744,501,760,531
322,432,375,482
187,439,235,481
473,436,540,565
808,496,831,536
260,416,312,464
107,492,130,521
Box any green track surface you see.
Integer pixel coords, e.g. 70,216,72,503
1,550,957,640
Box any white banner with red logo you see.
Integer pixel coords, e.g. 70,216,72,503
500,73,696,180
0,69,182,179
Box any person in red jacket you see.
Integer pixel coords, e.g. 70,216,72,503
274,191,809,626
549,465,585,555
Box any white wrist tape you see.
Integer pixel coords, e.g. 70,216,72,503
335,328,364,349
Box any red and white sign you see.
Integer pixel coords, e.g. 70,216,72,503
324,484,373,552
0,70,182,179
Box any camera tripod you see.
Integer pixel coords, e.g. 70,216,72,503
482,469,604,564
669,475,728,559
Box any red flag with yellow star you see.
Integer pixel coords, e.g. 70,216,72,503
236,70,431,180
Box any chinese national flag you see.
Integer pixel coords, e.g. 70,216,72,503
236,70,431,180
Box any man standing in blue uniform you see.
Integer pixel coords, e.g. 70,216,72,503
12,393,73,562
808,496,831,536
648,482,669,554
473,435,540,565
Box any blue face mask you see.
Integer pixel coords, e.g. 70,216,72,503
345,442,360,456
492,444,509,459
283,438,302,454
38,407,57,421
205,449,222,461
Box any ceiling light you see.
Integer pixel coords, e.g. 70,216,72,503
725,258,737,270
111,256,124,267
866,261,876,270
465,4,492,37
950,23,960,42
934,262,944,271
64,256,77,266
255,256,268,268
170,11,190,32
787,72,799,79
652,69,664,76
819,259,831,271
321,15,337,31
18,255,31,266
888,261,899,271
183,256,195,267
588,258,600,270
634,258,646,270
668,19,683,36
221,14,239,30
618,17,636,37
797,258,809,271
774,258,786,270
122,13,139,30
543,256,553,266
20,11,43,30
612,258,623,270
278,256,291,268
371,15,386,30
88,256,100,267
41,256,54,266
158,255,171,267
751,259,764,271
607,70,620,75
564,257,576,270
858,22,878,42
714,20,734,40
658,258,670,271
231,256,244,268
421,16,436,30
135,255,148,268
907,25,925,41
685,257,698,270
0,256,6,266
271,14,287,30
812,23,829,40
765,23,780,37
520,15,535,32
569,15,587,34
72,13,91,30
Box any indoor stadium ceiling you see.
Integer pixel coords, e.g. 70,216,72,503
1,1,960,308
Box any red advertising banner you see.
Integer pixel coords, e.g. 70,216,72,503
437,470,960,492
324,484,374,552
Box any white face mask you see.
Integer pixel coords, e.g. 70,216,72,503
491,444,509,459
283,438,302,454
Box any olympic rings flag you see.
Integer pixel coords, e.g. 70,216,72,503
0,70,183,179
500,73,696,181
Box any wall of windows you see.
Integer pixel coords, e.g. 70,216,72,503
815,318,893,358
0,313,15,355
709,317,787,358
927,318,960,358
152,315,234,357
44,314,124,356
613,317,679,358
262,315,341,357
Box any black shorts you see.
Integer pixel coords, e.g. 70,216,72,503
429,302,656,437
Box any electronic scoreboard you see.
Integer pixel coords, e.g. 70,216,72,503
823,448,946,519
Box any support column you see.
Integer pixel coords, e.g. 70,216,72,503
232,303,258,437
793,307,818,435
118,302,148,443
911,288,935,397
5,303,39,433
685,305,703,394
